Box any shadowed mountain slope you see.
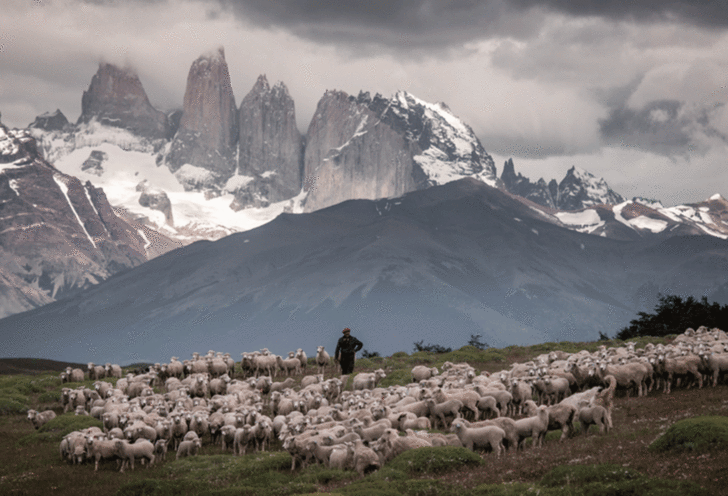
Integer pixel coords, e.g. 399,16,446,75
2,178,727,364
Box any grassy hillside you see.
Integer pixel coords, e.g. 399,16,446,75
1,337,727,495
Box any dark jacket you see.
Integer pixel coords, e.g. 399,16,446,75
335,335,363,359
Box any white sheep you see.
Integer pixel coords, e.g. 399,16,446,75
27,409,56,430
114,439,155,472
450,421,505,457
352,369,386,390
316,346,330,376
578,406,610,435
513,405,549,449
295,349,308,372
411,365,439,383
176,438,201,459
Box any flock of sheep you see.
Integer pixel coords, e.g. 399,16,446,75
30,325,728,476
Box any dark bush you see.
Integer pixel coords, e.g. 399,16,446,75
649,416,728,453
386,446,483,475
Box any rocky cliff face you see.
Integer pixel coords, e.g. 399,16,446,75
0,123,179,318
501,160,624,211
28,109,70,132
77,63,170,141
302,91,416,212
166,47,238,187
232,75,303,209
302,90,499,212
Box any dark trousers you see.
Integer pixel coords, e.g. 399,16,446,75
340,353,356,374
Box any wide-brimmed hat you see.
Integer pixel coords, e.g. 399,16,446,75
342,327,351,334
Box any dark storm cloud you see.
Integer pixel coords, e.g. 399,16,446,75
514,0,728,29
213,0,728,50
599,100,728,156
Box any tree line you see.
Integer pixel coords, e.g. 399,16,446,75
614,294,728,340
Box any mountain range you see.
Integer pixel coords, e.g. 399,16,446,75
2,177,727,364
2,46,727,361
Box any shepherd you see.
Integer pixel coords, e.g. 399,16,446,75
335,327,363,375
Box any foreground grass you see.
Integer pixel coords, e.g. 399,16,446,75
1,337,727,495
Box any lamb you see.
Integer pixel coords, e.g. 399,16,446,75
476,389,513,417
27,409,56,430
513,405,549,449
476,395,499,420
114,439,155,472
411,365,439,383
542,376,570,405
300,374,323,389
578,406,610,435
328,442,355,471
426,398,463,430
233,425,253,455
352,369,387,390
176,438,202,459
269,377,296,394
154,439,168,462
316,346,331,376
86,436,118,471
509,380,533,416
450,421,505,457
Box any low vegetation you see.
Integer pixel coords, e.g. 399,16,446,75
0,335,726,496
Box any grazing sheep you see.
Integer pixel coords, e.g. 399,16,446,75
176,438,201,460
27,409,56,430
513,405,549,449
316,346,331,376
450,421,505,457
411,365,439,383
578,406,610,435
375,428,432,464
352,369,386,390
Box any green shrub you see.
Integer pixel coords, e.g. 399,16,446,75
391,352,409,359
379,369,412,387
0,392,29,414
649,416,728,453
386,446,483,475
18,414,103,444
398,479,461,496
471,482,546,495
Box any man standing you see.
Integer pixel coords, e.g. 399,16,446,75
335,327,363,375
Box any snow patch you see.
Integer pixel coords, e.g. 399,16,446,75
710,193,723,201
555,209,605,234
224,174,254,192
628,216,668,233
53,174,97,249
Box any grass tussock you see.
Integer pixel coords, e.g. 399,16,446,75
649,416,728,453
19,413,103,445
386,446,484,475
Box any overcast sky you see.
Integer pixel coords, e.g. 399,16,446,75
1,0,727,206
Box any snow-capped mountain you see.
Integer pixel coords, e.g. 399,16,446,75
0,122,180,318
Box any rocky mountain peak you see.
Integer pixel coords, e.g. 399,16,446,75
28,109,70,132
77,63,170,140
558,166,624,210
501,160,624,211
165,47,238,186
233,75,303,209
